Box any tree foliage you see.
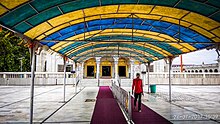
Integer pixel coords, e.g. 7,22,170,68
0,30,31,72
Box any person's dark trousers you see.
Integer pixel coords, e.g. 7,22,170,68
134,93,142,111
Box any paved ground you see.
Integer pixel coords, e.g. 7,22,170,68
0,85,93,123
123,85,220,124
0,85,219,124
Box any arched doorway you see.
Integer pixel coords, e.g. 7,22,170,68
118,57,129,78
84,58,96,78
100,57,114,78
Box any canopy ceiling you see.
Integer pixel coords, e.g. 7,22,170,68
0,0,220,63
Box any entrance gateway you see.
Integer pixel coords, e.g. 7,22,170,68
83,57,130,78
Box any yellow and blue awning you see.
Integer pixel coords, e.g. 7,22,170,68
0,0,219,62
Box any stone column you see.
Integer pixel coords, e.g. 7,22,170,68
216,49,220,72
96,57,101,86
76,63,80,77
81,62,84,79
113,57,119,79
217,58,220,72
73,61,76,72
130,60,134,79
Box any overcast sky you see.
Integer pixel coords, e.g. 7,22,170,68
172,49,218,65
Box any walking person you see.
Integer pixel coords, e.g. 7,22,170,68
132,73,144,112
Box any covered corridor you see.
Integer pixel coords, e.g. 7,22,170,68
0,0,220,123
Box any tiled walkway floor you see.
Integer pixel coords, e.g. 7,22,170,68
0,85,219,124
123,85,220,124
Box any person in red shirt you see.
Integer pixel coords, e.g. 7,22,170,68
132,73,144,112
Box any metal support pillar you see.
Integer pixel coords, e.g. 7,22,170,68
147,62,150,93
63,56,67,102
168,57,173,102
132,14,134,42
29,44,36,124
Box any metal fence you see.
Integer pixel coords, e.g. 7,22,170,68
111,80,132,122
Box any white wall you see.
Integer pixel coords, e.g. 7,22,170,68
36,51,75,72
153,59,166,72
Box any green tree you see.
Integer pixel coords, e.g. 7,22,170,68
0,30,31,72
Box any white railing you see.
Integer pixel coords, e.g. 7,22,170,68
0,72,219,86
0,72,75,79
0,72,219,79
143,72,220,85
111,80,132,122
0,72,76,86
148,72,220,78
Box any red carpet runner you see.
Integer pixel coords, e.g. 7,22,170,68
132,97,172,124
91,86,127,124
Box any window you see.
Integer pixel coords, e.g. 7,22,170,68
58,64,73,72
58,65,64,72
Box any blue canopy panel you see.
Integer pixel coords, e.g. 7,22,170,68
43,18,212,50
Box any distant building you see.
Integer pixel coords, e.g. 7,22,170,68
172,63,219,73
36,51,75,72
36,51,220,74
